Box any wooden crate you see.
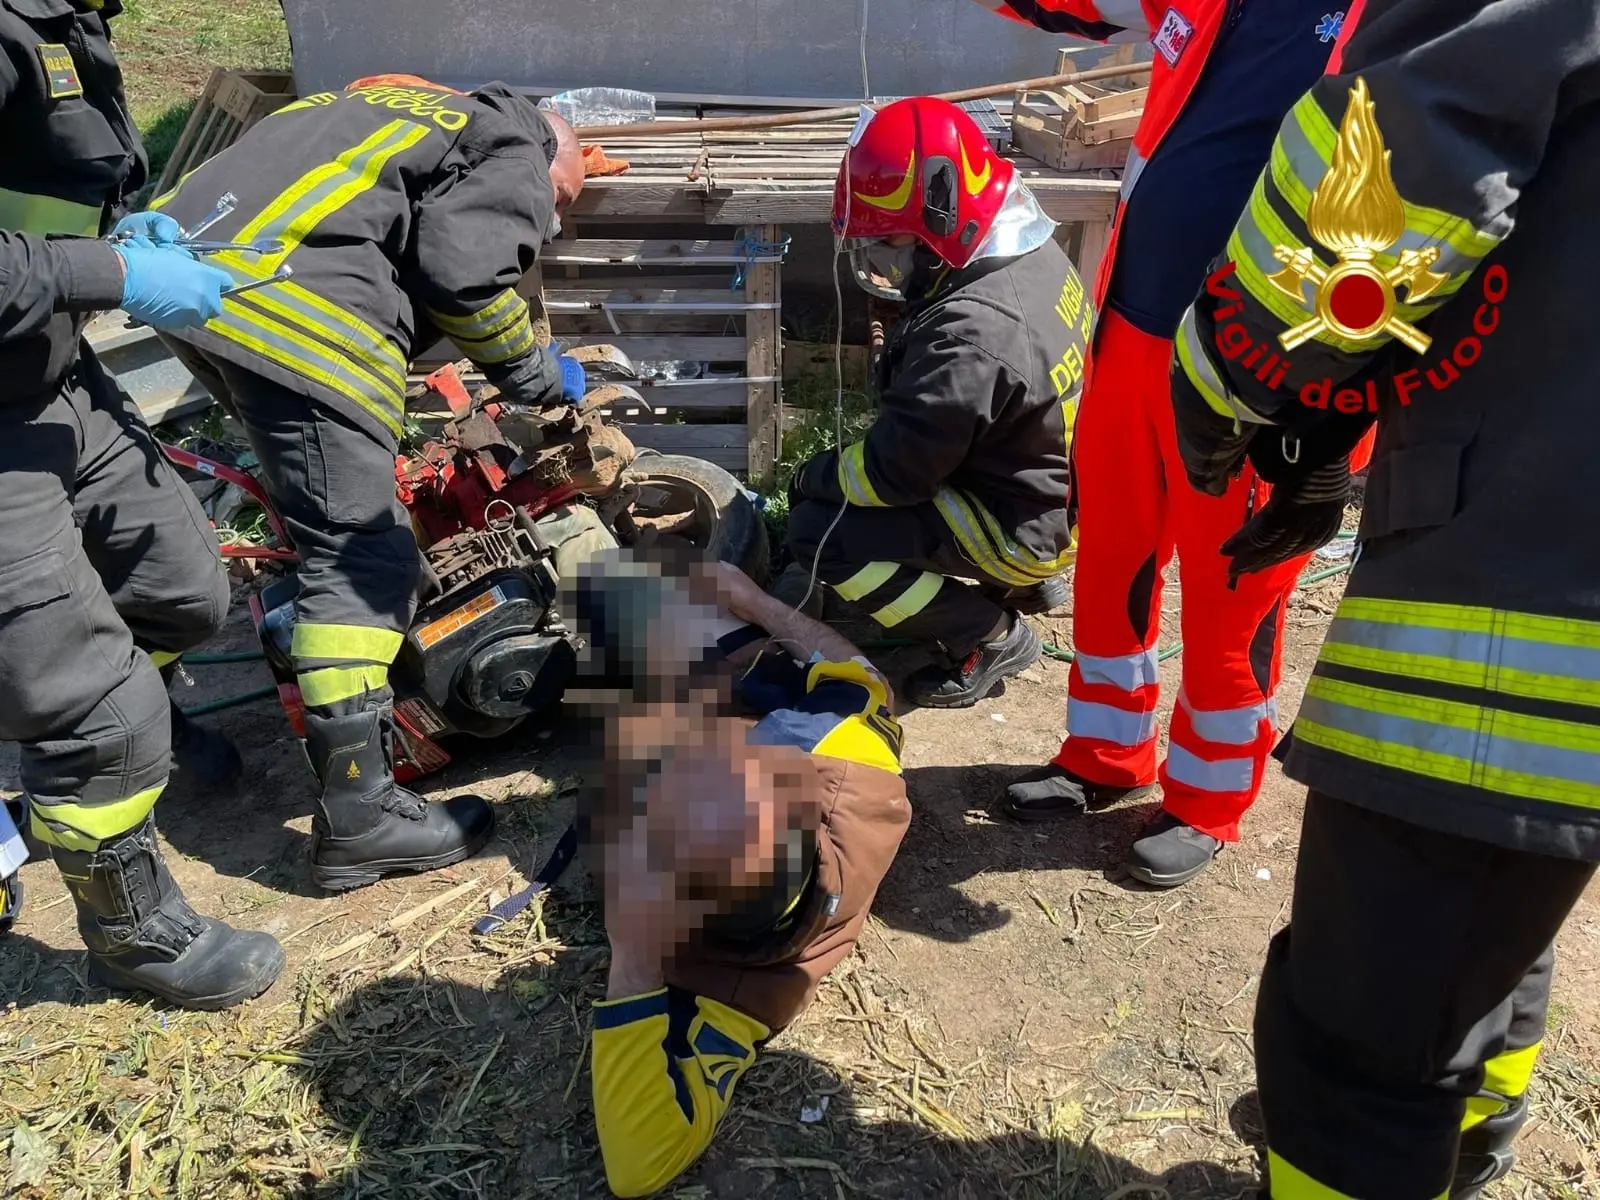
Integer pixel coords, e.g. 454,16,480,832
414,228,787,485
1010,43,1144,172
155,69,296,196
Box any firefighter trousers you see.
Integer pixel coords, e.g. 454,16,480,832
1060,308,1307,840
786,497,1011,657
183,349,422,711
1256,791,1594,1199
0,347,229,851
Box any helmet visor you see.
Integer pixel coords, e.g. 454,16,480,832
844,238,918,301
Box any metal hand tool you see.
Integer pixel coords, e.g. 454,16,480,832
180,192,237,241
179,238,285,256
221,265,293,297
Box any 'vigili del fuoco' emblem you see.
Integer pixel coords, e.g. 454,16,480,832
1268,77,1447,354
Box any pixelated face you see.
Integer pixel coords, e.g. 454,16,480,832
593,716,823,951
563,546,741,706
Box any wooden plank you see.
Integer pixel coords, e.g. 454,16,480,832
744,223,781,489
621,423,748,473
556,335,748,362
541,239,778,267
536,274,742,297
1075,213,1114,293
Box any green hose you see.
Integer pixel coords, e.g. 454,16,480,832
184,650,267,665
179,684,278,718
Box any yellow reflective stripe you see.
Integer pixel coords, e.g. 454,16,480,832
1297,676,1600,810
0,187,101,237
448,317,536,365
238,120,433,275
1338,597,1600,648
1176,310,1237,420
210,267,408,395
147,650,182,670
297,663,390,707
1267,1151,1353,1200
836,442,887,507
208,297,404,437
813,714,903,775
1326,597,1600,709
834,561,897,603
1482,1039,1541,1098
1463,1039,1542,1130
30,785,164,852
292,622,405,664
933,487,1069,588
425,289,525,341
872,571,943,629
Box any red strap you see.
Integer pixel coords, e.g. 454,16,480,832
1326,0,1367,74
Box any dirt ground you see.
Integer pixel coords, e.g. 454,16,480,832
3,557,1598,1200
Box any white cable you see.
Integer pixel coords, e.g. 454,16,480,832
788,0,871,618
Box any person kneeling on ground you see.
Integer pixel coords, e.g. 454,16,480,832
564,550,910,1198
786,96,1083,709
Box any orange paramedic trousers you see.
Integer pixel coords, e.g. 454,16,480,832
1058,309,1371,841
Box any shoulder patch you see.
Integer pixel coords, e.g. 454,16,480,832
37,44,82,99
1151,8,1196,68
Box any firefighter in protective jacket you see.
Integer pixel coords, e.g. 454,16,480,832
978,0,1375,889
1170,0,1600,1194
150,77,587,892
787,97,1081,710
0,0,284,1009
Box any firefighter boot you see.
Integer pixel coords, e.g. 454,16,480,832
1002,764,1155,822
904,614,1041,709
302,694,495,892
1452,1094,1529,1199
982,575,1069,616
162,664,244,788
53,815,284,1009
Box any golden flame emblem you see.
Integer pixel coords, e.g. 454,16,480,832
1269,78,1448,354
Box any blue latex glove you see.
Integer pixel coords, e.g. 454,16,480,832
112,240,233,330
111,211,182,245
557,354,588,404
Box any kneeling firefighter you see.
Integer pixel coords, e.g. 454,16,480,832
150,74,590,891
787,97,1083,708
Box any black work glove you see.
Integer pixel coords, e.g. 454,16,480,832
1220,455,1351,577
789,449,844,507
1169,348,1254,497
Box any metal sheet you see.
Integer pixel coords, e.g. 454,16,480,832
280,0,1143,102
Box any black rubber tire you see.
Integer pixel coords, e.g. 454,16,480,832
624,454,772,586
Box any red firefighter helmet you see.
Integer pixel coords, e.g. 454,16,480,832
832,97,1016,270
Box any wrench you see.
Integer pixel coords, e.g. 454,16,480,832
179,238,286,256
221,265,293,298
180,192,238,241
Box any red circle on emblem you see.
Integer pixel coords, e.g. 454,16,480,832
1328,273,1386,331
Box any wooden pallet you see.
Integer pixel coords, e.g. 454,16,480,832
414,231,786,484
154,69,296,196
570,118,1121,225
1009,45,1145,173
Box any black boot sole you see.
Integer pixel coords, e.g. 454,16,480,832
1125,848,1222,889
310,823,495,893
1002,783,1155,824
86,943,286,1011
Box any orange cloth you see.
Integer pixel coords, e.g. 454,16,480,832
582,143,630,177
346,73,465,94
